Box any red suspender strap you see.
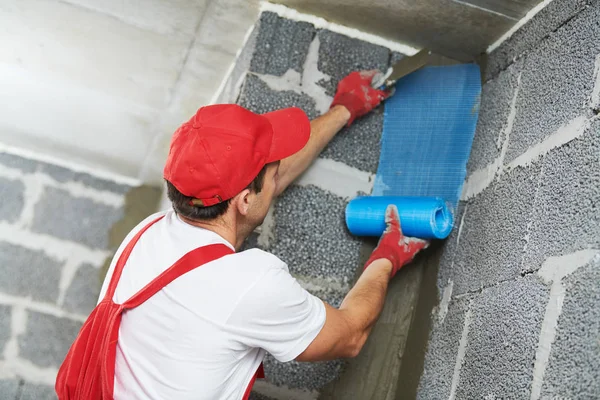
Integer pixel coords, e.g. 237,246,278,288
122,243,233,309
104,216,164,300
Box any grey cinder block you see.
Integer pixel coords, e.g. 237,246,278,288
0,379,20,400
263,353,344,391
0,176,25,224
522,122,600,272
31,187,123,249
485,0,590,80
467,59,522,175
250,12,315,77
320,106,383,173
40,162,131,194
18,311,82,369
452,163,541,294
0,242,63,303
316,30,390,97
0,305,11,356
20,382,57,400
270,185,362,285
455,277,548,398
541,255,600,398
238,74,319,119
0,152,39,174
62,263,101,315
506,2,600,163
417,296,471,400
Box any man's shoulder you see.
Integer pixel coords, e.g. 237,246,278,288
233,248,288,272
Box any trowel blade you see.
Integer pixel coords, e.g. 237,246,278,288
383,49,431,89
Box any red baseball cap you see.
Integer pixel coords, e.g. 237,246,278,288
164,104,310,206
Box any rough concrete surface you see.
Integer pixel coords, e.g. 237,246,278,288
541,255,600,398
0,177,25,224
316,30,390,97
417,296,470,400
239,73,319,119
270,185,361,284
62,263,101,315
0,380,19,400
467,59,522,174
31,186,124,249
320,106,383,173
522,122,600,272
485,0,591,80
263,354,344,391
18,311,82,368
452,163,541,294
506,2,600,163
455,277,548,399
0,242,63,303
250,12,315,77
0,305,11,354
19,382,56,400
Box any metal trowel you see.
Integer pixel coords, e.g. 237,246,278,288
373,49,432,91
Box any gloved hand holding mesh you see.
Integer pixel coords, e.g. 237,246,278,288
330,70,391,126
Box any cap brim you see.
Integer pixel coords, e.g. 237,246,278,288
263,107,310,163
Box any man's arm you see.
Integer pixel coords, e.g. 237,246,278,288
275,70,389,196
276,105,350,196
296,206,429,361
297,258,392,360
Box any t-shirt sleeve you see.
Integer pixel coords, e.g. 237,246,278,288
226,266,326,362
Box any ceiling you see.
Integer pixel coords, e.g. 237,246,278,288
271,0,544,59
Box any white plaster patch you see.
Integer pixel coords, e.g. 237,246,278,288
254,69,303,93
301,34,334,115
530,250,600,400
438,279,454,324
253,380,319,400
259,2,420,56
507,115,590,170
295,157,374,199
590,54,600,109
0,222,109,267
487,0,556,53
449,302,472,400
294,274,351,294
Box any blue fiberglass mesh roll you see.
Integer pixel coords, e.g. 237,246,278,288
345,64,481,239
346,196,453,239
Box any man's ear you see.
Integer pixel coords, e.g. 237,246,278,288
233,188,252,216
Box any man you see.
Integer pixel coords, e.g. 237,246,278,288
99,71,427,399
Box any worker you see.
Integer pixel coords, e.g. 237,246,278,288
56,70,428,400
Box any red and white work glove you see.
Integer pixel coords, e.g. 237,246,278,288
365,205,429,278
330,70,391,126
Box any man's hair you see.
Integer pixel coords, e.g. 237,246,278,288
166,165,268,221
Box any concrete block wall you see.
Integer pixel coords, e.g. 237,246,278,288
0,0,259,183
418,1,600,398
0,152,160,399
229,12,404,399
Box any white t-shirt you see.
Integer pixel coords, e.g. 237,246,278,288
99,210,326,400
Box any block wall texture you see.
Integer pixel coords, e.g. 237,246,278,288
235,12,402,399
418,1,600,399
0,153,133,399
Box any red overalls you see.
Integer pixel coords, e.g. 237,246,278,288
56,215,265,399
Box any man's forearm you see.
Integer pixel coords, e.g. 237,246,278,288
339,259,392,350
276,105,350,195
